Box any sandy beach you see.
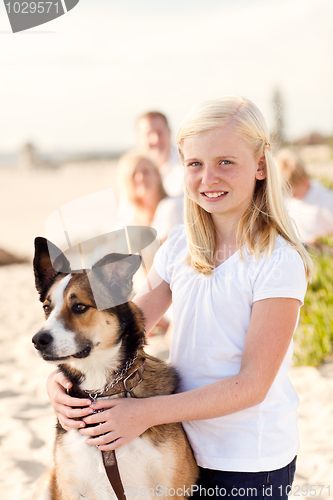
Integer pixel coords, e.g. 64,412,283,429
1,164,333,500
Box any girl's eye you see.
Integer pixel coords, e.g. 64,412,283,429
43,304,51,315
187,161,202,167
220,160,232,165
72,304,89,314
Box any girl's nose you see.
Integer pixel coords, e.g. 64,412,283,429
202,165,220,186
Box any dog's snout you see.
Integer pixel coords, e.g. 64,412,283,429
32,331,53,351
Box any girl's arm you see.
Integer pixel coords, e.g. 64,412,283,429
46,266,172,431
134,265,173,333
80,296,300,450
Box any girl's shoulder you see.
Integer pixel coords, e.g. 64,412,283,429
271,235,303,260
163,224,186,245
259,236,306,274
243,235,303,267
250,236,308,304
153,225,187,283
243,235,307,285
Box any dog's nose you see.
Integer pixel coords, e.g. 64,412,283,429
32,331,53,351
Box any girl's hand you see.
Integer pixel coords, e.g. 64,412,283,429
79,397,153,450
46,369,92,431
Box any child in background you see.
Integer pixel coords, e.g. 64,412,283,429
275,148,333,245
47,96,312,500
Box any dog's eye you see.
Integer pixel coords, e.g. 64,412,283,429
43,305,51,315
72,304,89,314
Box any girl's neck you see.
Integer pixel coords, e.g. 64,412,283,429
214,235,238,266
213,213,239,243
213,214,239,266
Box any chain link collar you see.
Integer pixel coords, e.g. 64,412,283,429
84,348,141,402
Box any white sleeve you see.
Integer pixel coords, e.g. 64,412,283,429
153,225,184,283
253,247,308,305
151,197,184,241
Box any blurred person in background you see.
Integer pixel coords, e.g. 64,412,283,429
136,111,184,197
117,150,183,243
276,149,333,245
117,150,183,339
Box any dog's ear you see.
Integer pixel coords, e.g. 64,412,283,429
33,237,71,301
92,253,141,279
88,253,141,309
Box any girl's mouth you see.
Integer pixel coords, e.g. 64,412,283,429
202,191,228,199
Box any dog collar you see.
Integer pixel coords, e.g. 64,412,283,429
87,359,146,401
68,356,146,402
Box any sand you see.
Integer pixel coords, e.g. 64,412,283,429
1,164,333,500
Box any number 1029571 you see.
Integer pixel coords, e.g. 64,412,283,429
281,484,331,496
5,2,60,14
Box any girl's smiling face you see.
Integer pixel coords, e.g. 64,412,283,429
183,126,266,224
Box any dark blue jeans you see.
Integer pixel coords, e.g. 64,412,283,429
191,456,297,500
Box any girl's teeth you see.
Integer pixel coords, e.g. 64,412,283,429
204,192,226,198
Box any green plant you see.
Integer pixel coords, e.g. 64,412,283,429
293,234,333,366
319,177,333,190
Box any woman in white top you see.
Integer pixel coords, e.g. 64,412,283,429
117,150,183,242
47,97,312,499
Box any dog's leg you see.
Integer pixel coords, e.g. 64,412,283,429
32,469,52,500
54,430,116,500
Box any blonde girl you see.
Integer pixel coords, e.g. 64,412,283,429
47,96,311,499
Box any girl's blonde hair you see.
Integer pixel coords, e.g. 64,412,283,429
177,96,312,279
117,150,167,207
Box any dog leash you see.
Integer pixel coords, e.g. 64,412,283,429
70,359,146,500
103,450,127,500
100,360,145,500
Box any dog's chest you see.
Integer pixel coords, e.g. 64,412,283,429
55,429,175,499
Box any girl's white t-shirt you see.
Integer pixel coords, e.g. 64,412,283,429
154,225,307,473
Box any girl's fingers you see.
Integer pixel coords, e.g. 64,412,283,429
84,431,121,449
58,415,86,431
50,380,91,408
60,394,92,408
82,409,111,426
47,369,70,393
55,403,93,419
55,370,73,390
89,399,120,411
47,369,94,432
98,438,125,451
80,420,111,437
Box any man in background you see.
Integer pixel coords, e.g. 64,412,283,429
136,111,183,197
276,149,333,245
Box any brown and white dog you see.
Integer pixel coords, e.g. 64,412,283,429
32,237,198,500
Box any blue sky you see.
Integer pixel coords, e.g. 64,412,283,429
0,0,332,152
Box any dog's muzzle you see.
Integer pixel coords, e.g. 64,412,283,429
32,329,93,361
32,330,53,352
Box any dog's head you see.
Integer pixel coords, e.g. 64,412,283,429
32,237,142,368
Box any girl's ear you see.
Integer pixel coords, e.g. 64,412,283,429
256,155,267,180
